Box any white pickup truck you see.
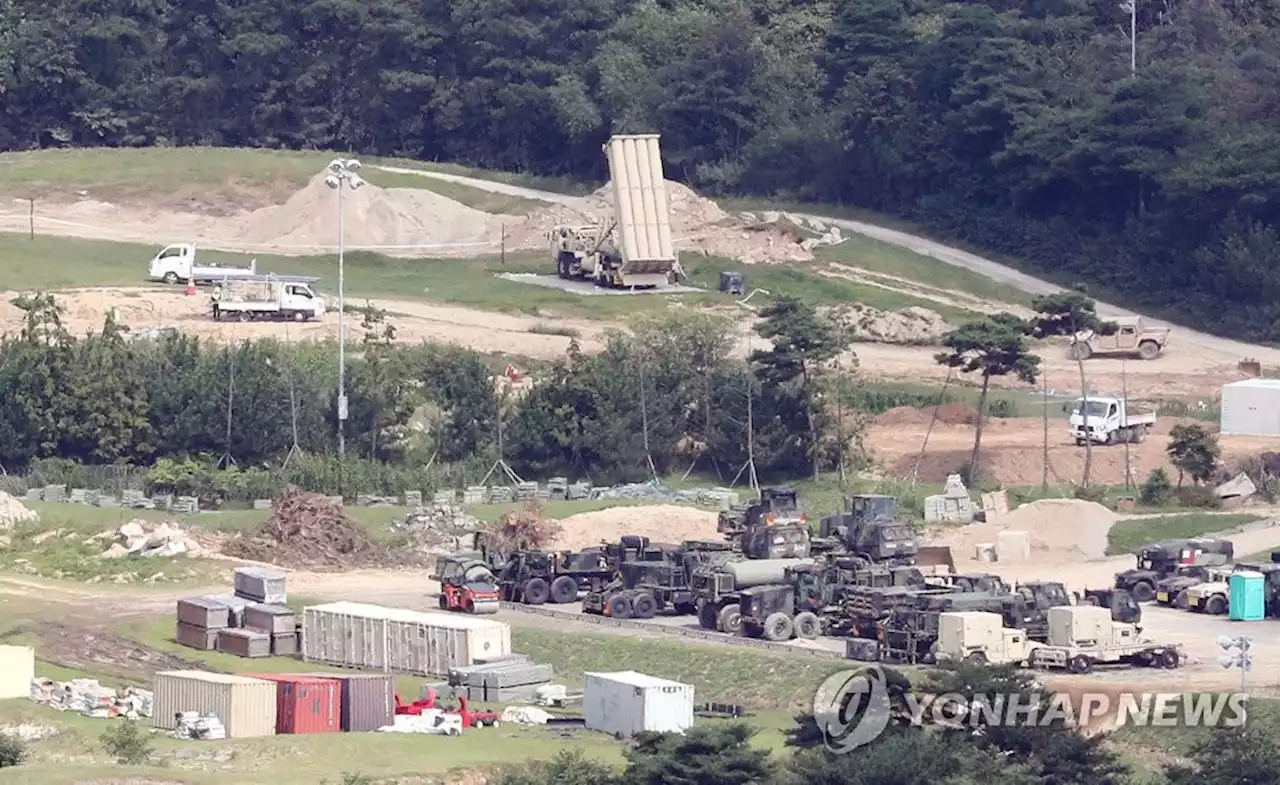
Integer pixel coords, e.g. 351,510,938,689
148,244,261,284
1069,396,1156,445
212,279,325,322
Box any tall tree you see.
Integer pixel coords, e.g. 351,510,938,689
934,313,1040,483
1030,289,1115,488
1166,423,1220,486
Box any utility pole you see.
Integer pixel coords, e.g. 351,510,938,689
1122,359,1133,489
1121,1,1136,76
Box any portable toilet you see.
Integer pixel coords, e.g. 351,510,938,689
1228,571,1265,621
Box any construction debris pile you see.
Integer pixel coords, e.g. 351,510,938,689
829,303,951,345
99,518,204,559
170,712,227,740
174,567,296,658
391,502,485,552
29,677,153,719
0,491,37,528
223,487,394,569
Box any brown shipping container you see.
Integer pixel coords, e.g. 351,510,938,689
217,628,271,658
244,604,296,635
177,597,230,629
175,622,218,651
288,672,394,732
272,633,298,657
152,671,277,738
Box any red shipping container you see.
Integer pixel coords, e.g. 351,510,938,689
242,674,341,734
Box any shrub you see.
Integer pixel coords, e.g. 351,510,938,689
0,732,27,768
1175,486,1221,509
1140,468,1174,506
101,721,153,765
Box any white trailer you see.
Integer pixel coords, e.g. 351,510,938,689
1068,396,1156,445
148,244,259,284
1029,606,1180,673
213,279,325,322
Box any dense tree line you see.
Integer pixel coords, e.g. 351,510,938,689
4,1,1280,339
0,294,874,491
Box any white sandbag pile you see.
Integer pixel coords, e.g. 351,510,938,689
100,519,203,558
0,492,37,529
170,712,227,739
29,677,154,719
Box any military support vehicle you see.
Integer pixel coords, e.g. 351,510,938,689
1030,606,1181,673
1153,565,1221,608
494,548,612,605
692,557,813,634
582,539,736,618
815,494,918,567
717,486,810,558
935,611,1039,666
1113,538,1234,602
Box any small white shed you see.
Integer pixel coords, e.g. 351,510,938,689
583,671,694,738
1220,379,1280,436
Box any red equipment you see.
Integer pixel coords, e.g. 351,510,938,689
394,690,501,728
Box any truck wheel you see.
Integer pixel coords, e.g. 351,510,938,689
631,593,658,619
523,578,550,605
549,576,578,604
966,651,988,665
793,612,821,639
163,272,179,284
607,594,633,619
1206,595,1227,615
717,605,742,635
1139,341,1160,360
697,602,718,630
293,311,305,322
1133,426,1147,443
1159,649,1180,669
438,593,449,609
238,311,252,322
1131,582,1155,603
762,612,794,642
1174,590,1189,610
1069,655,1093,674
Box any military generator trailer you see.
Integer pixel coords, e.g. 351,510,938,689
1114,537,1234,602
692,558,811,634
878,591,1046,664
582,541,736,619
1029,606,1181,673
935,611,1038,666
494,549,613,605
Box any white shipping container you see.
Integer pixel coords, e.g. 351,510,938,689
152,671,277,738
302,601,511,676
583,671,694,738
1220,379,1280,436
0,645,34,699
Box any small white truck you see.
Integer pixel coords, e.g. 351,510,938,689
1029,606,1180,674
934,611,1039,666
1069,397,1156,445
212,279,325,322
148,243,259,284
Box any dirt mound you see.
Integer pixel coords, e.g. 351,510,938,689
12,620,207,677
0,491,37,528
871,403,978,429
934,498,1119,563
239,172,505,251
830,304,950,345
550,504,720,551
874,407,932,427
931,403,980,425
585,180,730,234
223,487,398,569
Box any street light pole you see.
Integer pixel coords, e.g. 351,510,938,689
1217,635,1253,693
324,159,365,489
1121,1,1137,76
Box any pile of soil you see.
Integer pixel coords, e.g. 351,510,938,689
550,504,720,551
873,407,933,427
223,487,399,569
830,304,950,345
933,498,1119,563
871,403,979,428
0,491,37,528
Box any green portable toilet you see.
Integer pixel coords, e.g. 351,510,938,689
1228,571,1265,621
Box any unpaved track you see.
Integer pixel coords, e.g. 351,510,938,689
375,166,1280,363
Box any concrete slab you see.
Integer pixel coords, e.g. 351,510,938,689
495,272,704,296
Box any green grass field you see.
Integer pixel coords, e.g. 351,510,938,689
1106,512,1265,555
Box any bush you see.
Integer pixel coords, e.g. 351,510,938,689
1073,484,1108,504
0,732,27,768
100,721,153,765
1140,468,1175,506
1175,485,1221,509
986,399,1018,418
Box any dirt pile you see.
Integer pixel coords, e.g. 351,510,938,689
583,180,731,235
550,504,720,551
934,498,1119,563
830,304,950,345
239,172,506,252
0,492,37,528
223,487,396,569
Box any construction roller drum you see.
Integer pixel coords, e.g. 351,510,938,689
470,600,500,615
722,558,810,588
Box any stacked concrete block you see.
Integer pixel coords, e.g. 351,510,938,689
516,482,539,502
486,486,514,504
42,485,66,503
151,493,173,510
447,655,554,703
433,490,457,505
253,499,273,510
403,490,423,508
23,488,41,502
68,488,89,503
172,496,199,515
462,486,486,504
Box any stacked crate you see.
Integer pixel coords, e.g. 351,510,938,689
234,567,295,656
176,597,230,650
174,568,293,658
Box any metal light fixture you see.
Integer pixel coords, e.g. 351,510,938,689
1217,634,1252,691
324,158,365,464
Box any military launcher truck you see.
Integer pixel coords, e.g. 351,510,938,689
1114,537,1234,602
814,494,919,567
549,134,682,289
582,539,736,619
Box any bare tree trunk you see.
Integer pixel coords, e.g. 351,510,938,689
1077,355,1093,488
969,373,991,484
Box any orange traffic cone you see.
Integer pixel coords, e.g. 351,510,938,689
184,277,196,296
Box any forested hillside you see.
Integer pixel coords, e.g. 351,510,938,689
2,0,1280,340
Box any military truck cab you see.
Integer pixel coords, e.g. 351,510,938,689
1114,538,1234,602
816,494,918,566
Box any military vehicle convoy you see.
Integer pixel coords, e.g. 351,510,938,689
1114,537,1234,602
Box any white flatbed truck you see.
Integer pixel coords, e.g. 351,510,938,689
148,244,258,284
1069,396,1156,445
212,279,325,322
1029,606,1180,674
